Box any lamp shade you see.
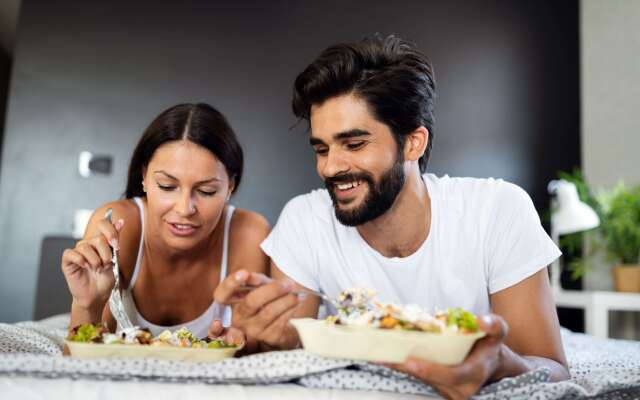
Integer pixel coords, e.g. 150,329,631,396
548,180,600,235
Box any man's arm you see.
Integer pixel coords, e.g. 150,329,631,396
488,267,569,381
391,268,569,399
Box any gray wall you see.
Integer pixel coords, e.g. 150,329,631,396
582,0,640,189
581,0,640,339
0,0,579,322
0,48,8,162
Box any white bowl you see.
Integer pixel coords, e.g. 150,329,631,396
290,318,485,365
65,341,241,363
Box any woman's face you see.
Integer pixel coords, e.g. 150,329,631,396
142,140,233,251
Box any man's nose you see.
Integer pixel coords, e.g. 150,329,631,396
322,149,349,178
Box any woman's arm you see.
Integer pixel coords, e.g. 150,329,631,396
64,200,140,329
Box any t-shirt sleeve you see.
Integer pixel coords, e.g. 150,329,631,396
260,195,320,291
486,182,562,294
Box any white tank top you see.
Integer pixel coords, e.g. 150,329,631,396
113,197,233,337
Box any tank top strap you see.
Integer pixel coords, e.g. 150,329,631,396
219,205,235,283
129,197,146,288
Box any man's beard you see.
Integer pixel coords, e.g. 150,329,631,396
325,158,405,227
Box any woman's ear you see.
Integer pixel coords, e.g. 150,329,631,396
404,126,429,163
141,167,148,193
226,176,236,200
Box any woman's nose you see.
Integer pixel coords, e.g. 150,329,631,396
175,192,197,215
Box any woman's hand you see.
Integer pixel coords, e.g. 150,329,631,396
61,217,124,311
207,319,246,346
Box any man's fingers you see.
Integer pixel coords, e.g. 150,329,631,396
240,280,295,317
253,292,299,329
214,270,272,304
260,303,301,346
245,272,272,287
478,314,508,341
389,356,468,388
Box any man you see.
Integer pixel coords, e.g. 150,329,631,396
214,35,570,398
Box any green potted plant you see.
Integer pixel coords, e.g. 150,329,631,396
555,170,640,292
598,183,640,292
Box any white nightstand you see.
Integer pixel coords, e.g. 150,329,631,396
554,289,640,338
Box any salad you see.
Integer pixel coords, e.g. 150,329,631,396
326,288,479,334
67,324,236,349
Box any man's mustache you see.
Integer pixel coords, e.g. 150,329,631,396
324,173,373,187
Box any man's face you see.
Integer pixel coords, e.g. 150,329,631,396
309,93,405,226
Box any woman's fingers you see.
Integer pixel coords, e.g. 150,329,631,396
62,248,91,272
208,319,224,338
225,327,246,346
96,218,124,250
90,236,114,267
75,241,104,270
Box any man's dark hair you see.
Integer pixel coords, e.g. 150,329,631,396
292,34,436,173
125,103,243,198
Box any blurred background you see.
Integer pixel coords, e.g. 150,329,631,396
0,1,637,339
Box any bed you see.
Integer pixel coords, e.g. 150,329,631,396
0,314,639,399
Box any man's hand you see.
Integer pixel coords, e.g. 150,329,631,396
388,314,508,400
214,269,302,350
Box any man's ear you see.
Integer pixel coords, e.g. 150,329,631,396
404,126,429,163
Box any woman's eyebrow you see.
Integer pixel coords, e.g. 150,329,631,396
153,170,221,184
153,170,178,180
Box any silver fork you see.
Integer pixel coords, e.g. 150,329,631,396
105,208,134,330
238,284,339,315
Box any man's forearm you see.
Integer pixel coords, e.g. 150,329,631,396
492,344,570,383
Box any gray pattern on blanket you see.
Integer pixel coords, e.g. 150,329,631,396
0,316,639,399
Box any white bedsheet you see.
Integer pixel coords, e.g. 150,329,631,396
1,314,639,399
0,377,431,400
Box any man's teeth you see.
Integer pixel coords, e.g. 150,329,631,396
336,180,362,190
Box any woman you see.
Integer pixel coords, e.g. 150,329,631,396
61,103,269,342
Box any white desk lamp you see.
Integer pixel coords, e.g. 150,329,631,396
548,180,600,293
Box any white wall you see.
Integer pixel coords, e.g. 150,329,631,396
581,0,640,339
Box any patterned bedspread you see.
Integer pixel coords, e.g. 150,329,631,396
0,314,638,399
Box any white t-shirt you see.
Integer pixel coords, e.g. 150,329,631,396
261,174,561,316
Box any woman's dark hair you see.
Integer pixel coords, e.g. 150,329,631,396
292,34,436,173
125,103,243,198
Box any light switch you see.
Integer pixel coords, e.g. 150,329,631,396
78,151,112,177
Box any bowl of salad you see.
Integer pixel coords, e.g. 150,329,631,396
65,324,240,362
290,288,485,364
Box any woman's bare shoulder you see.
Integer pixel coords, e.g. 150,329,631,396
231,208,270,235
91,199,140,223
228,208,270,274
